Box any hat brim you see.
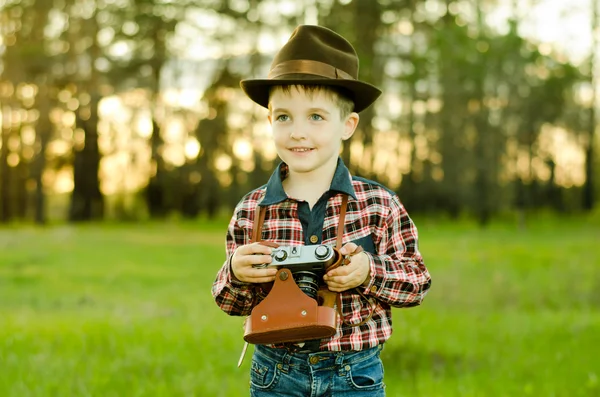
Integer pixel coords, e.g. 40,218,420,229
240,75,382,113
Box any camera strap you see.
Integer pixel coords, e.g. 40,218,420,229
251,194,348,247
335,193,348,250
252,203,267,244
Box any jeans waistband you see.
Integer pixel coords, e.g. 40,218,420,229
254,344,382,368
282,340,321,353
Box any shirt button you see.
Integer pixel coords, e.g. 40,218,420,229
370,285,377,294
309,235,319,244
309,356,320,365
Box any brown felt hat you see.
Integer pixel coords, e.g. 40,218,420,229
240,25,382,113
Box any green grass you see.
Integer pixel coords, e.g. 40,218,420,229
1,215,599,396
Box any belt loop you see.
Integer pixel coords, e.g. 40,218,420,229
280,351,292,373
335,352,348,377
334,351,344,366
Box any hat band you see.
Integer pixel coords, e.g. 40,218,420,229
268,60,355,80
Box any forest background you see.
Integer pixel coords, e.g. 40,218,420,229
0,0,599,223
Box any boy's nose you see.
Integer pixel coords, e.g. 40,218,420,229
290,130,304,140
290,123,309,140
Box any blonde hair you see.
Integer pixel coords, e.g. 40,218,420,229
268,85,355,119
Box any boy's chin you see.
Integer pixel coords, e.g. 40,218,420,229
284,160,337,175
288,165,316,173
282,158,316,172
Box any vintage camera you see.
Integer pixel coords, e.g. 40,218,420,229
255,245,337,300
245,244,341,345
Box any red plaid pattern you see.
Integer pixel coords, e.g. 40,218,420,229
212,164,431,351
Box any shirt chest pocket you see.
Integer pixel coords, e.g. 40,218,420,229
349,234,376,255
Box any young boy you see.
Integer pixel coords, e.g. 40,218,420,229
212,25,431,396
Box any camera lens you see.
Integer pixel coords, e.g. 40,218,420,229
294,271,320,300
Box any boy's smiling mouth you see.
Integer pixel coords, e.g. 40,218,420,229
289,147,314,152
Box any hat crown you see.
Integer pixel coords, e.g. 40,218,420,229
239,25,381,113
270,25,359,79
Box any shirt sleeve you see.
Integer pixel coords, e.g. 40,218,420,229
362,195,432,308
211,211,257,317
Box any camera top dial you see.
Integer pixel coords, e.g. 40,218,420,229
315,245,331,260
273,250,288,262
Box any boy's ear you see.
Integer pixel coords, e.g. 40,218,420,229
342,112,360,140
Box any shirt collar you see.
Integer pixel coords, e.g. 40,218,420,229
260,157,357,206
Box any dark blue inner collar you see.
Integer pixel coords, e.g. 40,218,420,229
260,157,357,205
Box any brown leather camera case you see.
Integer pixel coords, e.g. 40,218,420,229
243,195,349,345
243,267,338,344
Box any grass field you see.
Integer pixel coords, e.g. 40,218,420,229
1,214,599,396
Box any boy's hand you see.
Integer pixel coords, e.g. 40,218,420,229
231,243,278,284
323,243,371,292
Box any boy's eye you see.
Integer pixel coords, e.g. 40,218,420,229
275,114,289,122
309,114,324,121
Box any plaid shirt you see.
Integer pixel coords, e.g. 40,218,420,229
212,158,431,351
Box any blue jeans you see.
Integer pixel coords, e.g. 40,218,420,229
249,344,386,396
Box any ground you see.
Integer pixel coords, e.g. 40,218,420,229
1,214,598,396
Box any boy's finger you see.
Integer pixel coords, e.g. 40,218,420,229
248,268,278,279
250,243,274,255
237,266,276,281
323,273,347,284
251,277,277,284
237,243,271,256
246,254,273,267
326,261,356,277
339,243,358,255
325,282,349,292
325,269,341,278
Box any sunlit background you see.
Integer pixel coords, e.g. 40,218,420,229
0,0,598,223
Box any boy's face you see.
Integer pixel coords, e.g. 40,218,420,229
268,86,359,177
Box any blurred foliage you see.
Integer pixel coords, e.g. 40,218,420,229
0,0,598,225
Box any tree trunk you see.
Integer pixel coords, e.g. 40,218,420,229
145,21,168,218
69,10,103,221
323,0,382,176
33,85,52,224
29,2,53,224
473,0,494,226
146,118,167,217
0,42,21,222
0,113,11,223
70,93,103,221
583,0,597,211
438,10,465,219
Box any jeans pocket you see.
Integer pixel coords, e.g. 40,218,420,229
250,353,280,391
345,352,385,392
